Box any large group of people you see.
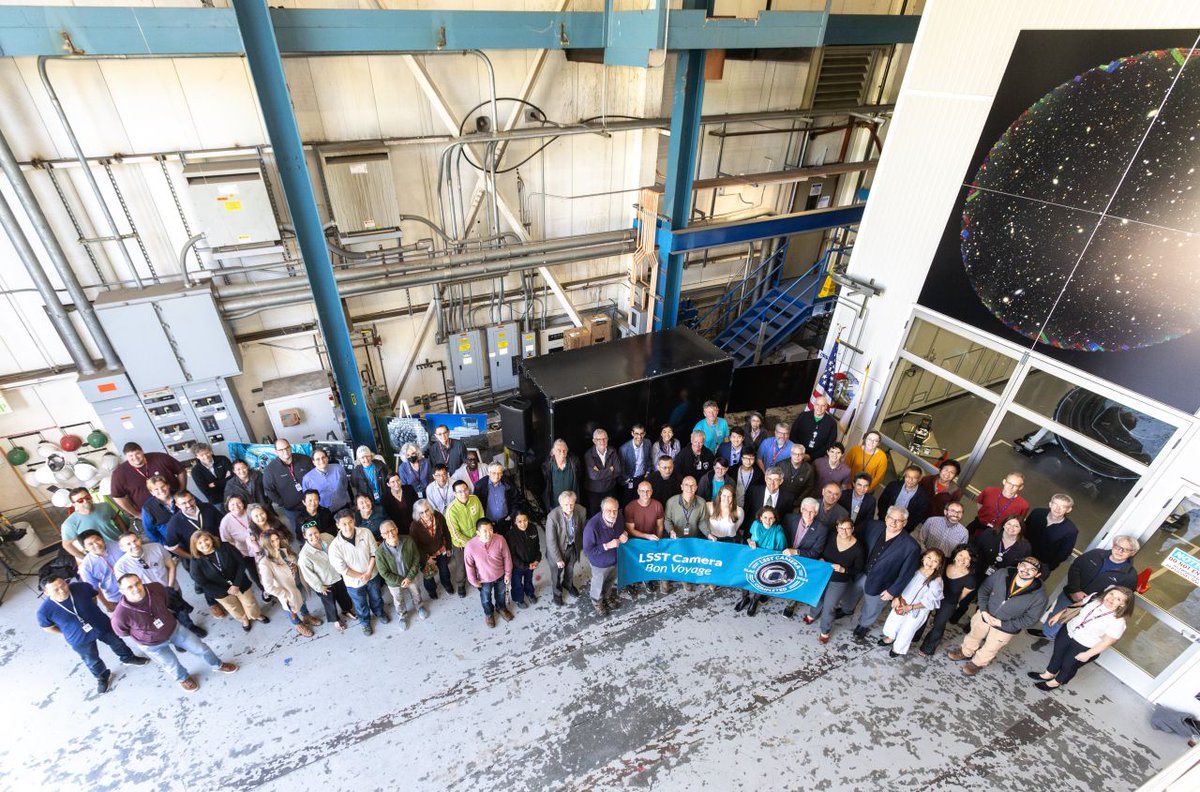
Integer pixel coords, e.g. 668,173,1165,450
39,400,1139,702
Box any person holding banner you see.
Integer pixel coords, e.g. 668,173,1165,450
665,477,708,540
880,548,945,657
582,497,628,616
705,485,744,543
805,518,866,643
545,490,587,606
850,506,922,641
624,482,666,595
736,507,786,616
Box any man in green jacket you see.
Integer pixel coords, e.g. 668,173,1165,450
375,520,428,630
445,480,484,597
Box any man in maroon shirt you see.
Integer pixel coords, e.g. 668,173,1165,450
624,481,666,594
111,575,237,692
110,442,188,518
967,472,1029,537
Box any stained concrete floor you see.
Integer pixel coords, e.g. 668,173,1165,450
0,551,1188,792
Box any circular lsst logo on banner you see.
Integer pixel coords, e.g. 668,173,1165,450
746,554,808,595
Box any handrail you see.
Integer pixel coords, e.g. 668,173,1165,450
690,243,788,335
722,238,850,358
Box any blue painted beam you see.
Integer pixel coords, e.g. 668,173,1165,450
653,42,707,330
667,204,864,254
233,0,376,451
0,6,910,57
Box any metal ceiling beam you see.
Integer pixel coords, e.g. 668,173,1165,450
663,204,865,254
0,7,918,57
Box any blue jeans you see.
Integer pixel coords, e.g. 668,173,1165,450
140,624,224,681
512,567,535,602
72,629,136,679
1042,591,1073,638
346,576,384,624
479,578,508,616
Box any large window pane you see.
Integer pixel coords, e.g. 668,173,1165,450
903,317,1019,388
1111,608,1195,678
965,411,1137,551
878,359,996,474
1013,368,1176,463
1138,495,1200,627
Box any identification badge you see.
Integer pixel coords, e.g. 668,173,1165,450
294,482,303,492
81,622,93,633
153,618,165,629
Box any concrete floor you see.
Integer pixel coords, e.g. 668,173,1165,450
0,557,1187,792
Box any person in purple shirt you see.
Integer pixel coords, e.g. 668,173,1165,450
36,576,147,695
111,575,237,693
301,447,353,513
582,497,628,616
813,442,852,492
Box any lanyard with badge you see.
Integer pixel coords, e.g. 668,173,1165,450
56,592,93,633
127,598,166,630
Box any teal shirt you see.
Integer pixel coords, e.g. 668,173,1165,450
693,417,730,453
748,520,786,551
61,502,124,543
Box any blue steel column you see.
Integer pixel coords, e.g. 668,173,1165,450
654,45,706,329
232,0,376,449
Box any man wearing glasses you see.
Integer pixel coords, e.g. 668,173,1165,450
263,438,315,533
60,487,126,560
967,472,1030,538
113,532,208,638
1029,536,1140,640
949,557,1048,676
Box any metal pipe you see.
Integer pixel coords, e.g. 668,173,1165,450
179,233,206,286
0,186,96,373
216,228,633,298
0,126,120,369
38,57,144,288
219,239,632,313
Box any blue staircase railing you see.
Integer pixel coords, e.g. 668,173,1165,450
688,242,790,338
707,228,854,366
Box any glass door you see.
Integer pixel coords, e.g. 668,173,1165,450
1098,491,1200,697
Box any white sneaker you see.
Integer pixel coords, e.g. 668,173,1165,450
418,606,429,620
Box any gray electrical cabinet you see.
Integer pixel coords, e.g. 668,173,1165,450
321,150,402,234
183,158,280,249
486,323,522,393
92,284,242,391
520,331,538,358
448,330,485,393
261,371,345,443
79,370,252,462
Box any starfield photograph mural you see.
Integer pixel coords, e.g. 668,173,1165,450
919,30,1200,412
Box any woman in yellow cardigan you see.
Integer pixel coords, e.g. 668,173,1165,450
845,430,888,492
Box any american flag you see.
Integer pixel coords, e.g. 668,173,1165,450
808,339,839,411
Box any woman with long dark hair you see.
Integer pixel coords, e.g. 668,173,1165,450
880,548,945,657
917,543,978,657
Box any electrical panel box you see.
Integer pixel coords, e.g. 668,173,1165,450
539,325,568,355
92,284,242,392
447,330,485,393
261,371,345,443
321,150,402,234
79,370,252,462
183,158,280,249
486,323,522,393
520,332,537,358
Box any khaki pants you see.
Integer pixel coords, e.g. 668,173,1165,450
218,588,263,622
960,610,1015,667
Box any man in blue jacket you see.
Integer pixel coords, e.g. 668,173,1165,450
849,505,921,639
618,424,653,506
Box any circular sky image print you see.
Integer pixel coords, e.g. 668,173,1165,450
960,48,1200,351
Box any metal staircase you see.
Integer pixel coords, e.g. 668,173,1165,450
688,229,853,367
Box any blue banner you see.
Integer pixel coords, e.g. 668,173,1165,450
617,537,834,605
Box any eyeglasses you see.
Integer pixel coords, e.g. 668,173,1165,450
1017,562,1040,572
1112,544,1136,554
70,497,90,504
1003,479,1024,489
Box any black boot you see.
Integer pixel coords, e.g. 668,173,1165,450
735,592,751,612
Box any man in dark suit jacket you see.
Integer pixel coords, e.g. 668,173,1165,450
617,425,653,505
876,465,931,532
427,424,468,474
745,467,796,517
839,473,877,533
850,506,921,639
781,497,830,619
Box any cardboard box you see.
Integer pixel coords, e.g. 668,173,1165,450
584,313,613,344
563,327,592,350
